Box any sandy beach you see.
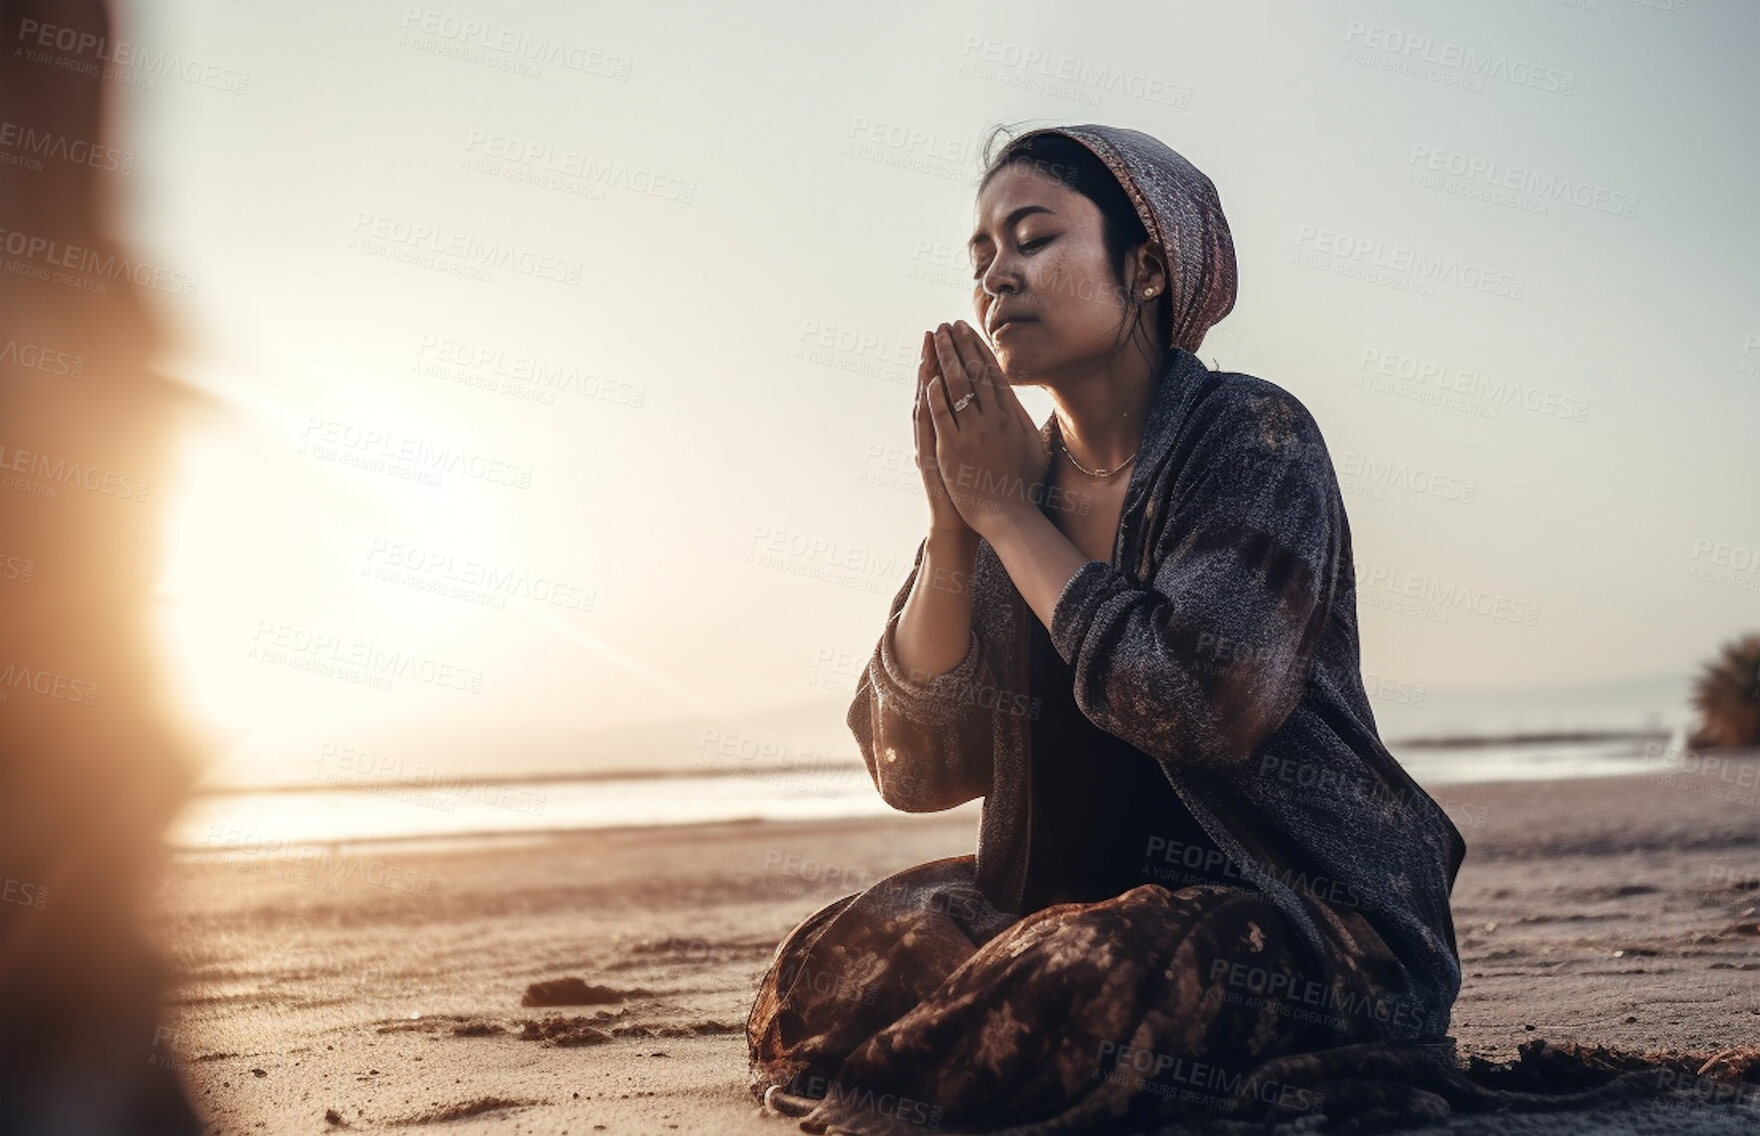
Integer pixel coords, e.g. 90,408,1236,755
145,753,1760,1135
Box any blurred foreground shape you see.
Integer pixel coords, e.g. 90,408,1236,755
1,0,204,1131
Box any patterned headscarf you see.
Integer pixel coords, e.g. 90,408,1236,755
1003,124,1237,355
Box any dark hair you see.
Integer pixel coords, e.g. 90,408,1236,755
977,124,1171,354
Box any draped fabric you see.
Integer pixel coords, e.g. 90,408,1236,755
1010,124,1239,354
748,862,1402,1134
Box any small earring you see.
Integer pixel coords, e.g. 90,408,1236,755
1143,287,1156,298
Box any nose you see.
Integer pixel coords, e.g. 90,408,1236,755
978,251,1020,301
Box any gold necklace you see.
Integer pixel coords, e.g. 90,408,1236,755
1055,375,1153,479
1059,442,1138,479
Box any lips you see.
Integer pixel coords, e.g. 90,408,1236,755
989,314,1037,335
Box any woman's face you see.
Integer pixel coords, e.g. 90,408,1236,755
969,163,1145,383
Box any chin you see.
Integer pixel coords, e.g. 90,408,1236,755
993,350,1043,385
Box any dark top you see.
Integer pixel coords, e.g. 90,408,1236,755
1024,611,1243,908
851,347,1468,1041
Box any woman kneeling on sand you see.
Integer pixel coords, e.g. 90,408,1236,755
747,123,1467,1135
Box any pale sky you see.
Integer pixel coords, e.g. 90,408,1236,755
93,0,1756,784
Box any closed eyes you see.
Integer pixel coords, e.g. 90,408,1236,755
971,237,1052,281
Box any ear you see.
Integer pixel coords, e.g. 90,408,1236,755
1128,244,1168,301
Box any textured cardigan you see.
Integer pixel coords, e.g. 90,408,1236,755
846,344,1468,1039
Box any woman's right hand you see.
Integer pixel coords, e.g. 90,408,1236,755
915,330,976,542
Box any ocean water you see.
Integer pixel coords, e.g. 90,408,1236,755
163,664,1721,853
165,729,1691,854
169,762,903,856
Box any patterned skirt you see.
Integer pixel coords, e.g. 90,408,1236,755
745,854,1426,1135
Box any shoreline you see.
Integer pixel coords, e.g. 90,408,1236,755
176,728,1697,799
162,741,1759,855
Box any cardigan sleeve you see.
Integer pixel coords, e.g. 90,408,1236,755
1047,387,1344,774
846,536,996,813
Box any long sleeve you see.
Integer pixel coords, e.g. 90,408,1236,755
1047,387,1343,775
846,536,997,812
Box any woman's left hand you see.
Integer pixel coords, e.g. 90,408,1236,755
924,320,1051,539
